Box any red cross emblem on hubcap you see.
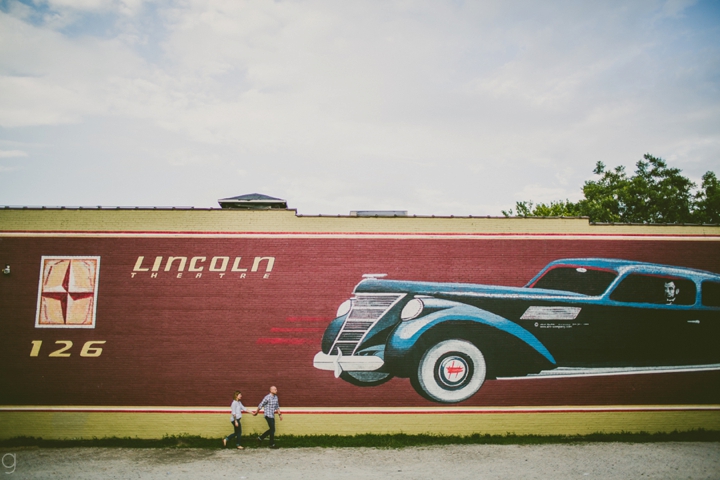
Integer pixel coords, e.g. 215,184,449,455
439,356,468,386
445,360,465,378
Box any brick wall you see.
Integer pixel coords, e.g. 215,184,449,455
1,209,718,438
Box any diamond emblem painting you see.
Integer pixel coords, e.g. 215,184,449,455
35,257,100,328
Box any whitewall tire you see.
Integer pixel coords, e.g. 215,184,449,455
413,339,486,403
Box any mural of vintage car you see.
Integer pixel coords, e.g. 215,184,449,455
314,258,720,403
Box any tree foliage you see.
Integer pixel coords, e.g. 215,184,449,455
503,154,719,223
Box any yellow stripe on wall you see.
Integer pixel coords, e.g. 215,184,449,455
2,407,718,439
2,208,720,236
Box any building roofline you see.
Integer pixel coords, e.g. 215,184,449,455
0,206,718,225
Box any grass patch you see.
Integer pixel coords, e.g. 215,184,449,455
2,430,719,449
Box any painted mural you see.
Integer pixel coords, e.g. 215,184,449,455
314,258,720,403
2,235,720,410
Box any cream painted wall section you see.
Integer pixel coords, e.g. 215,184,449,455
1,208,720,235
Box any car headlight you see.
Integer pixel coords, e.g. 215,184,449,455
401,298,424,321
336,299,353,317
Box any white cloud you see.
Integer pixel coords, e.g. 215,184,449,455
165,148,222,167
0,13,152,127
0,0,718,213
0,150,28,158
43,0,148,15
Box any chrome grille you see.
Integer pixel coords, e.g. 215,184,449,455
348,309,383,320
339,332,364,341
336,344,356,355
330,293,404,356
345,321,373,330
353,296,400,309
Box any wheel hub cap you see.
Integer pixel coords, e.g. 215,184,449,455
438,355,469,387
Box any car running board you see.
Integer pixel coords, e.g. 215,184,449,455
496,363,720,380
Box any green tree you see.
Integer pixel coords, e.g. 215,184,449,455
574,161,629,223
502,199,582,218
620,154,695,223
694,171,720,224
503,154,718,223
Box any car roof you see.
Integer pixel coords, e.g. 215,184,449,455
543,258,720,281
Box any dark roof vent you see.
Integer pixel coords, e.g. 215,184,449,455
218,193,288,210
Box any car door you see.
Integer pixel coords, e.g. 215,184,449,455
521,265,620,367
694,280,720,364
606,273,700,366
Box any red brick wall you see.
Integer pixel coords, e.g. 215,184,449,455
2,234,719,408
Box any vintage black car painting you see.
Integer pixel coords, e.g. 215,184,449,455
314,259,720,403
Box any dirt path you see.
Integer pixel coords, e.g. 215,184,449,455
4,443,720,479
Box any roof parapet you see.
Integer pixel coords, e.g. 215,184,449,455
350,210,408,217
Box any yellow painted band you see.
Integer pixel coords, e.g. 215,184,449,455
2,408,718,439
2,209,720,235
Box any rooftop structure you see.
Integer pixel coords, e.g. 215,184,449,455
217,193,288,210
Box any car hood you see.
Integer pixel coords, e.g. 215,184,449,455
354,278,586,299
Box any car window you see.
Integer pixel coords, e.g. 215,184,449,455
610,274,696,305
701,281,720,307
531,267,617,296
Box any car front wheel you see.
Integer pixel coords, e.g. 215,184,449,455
411,339,487,403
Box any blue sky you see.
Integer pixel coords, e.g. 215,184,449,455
1,0,718,215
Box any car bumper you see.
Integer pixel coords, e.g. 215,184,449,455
313,351,385,378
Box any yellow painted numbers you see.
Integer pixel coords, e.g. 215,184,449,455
49,341,72,357
79,341,105,357
29,340,42,357
30,340,106,357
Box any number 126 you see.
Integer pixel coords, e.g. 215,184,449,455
30,340,106,357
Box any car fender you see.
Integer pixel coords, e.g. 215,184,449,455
387,301,556,365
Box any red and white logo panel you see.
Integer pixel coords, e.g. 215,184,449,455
35,256,100,328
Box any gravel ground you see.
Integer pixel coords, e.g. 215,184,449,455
3,443,720,479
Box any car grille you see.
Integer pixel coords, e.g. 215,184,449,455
339,332,364,342
330,293,404,356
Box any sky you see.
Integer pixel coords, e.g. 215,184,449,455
0,0,719,215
